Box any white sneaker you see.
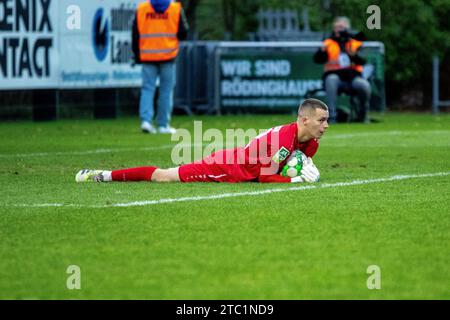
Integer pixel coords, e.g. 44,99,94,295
75,169,106,182
141,121,156,134
158,126,176,134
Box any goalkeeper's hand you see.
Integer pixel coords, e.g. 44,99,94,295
300,157,320,183
291,176,305,183
290,158,320,183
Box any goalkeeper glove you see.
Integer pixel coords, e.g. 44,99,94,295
300,157,320,183
291,176,305,183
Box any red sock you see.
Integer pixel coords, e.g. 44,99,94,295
111,166,158,182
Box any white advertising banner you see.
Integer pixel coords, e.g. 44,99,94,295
59,0,143,88
0,0,143,90
0,0,59,89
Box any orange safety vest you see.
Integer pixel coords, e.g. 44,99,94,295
137,1,181,62
323,38,363,73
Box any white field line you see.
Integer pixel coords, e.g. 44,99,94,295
1,130,449,158
0,144,202,158
324,129,449,140
0,145,174,158
5,171,450,209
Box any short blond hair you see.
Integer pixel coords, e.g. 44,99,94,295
298,98,328,117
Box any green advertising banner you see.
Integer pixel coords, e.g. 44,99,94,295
216,45,385,113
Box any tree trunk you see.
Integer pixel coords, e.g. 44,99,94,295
182,0,200,39
222,0,236,39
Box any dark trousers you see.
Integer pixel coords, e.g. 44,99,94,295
324,74,371,122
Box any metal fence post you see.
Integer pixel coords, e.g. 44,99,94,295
432,55,439,114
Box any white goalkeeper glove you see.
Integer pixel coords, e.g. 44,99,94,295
290,158,320,183
300,157,320,183
290,176,305,183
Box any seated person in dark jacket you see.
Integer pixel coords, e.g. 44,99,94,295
313,16,371,123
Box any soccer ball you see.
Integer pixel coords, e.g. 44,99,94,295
281,150,307,178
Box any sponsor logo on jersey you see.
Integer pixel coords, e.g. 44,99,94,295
272,147,290,163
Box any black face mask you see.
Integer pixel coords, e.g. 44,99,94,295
338,29,350,40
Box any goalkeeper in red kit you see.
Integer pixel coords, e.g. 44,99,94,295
76,98,329,184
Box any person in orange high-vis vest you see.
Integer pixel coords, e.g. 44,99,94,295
132,0,188,134
313,17,371,123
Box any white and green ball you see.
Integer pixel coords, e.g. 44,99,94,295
281,150,307,178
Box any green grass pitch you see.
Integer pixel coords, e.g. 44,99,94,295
0,113,449,299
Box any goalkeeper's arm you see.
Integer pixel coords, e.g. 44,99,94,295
258,174,292,183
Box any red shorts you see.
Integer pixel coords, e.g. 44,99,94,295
178,163,236,182
178,151,256,183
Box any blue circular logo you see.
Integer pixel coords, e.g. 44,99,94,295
92,8,109,62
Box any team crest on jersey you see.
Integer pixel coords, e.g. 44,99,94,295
272,147,290,163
